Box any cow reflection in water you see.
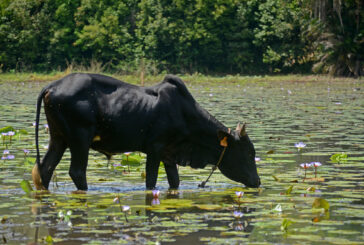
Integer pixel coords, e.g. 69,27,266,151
29,191,255,244
32,73,260,191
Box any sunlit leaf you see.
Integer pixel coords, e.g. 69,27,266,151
272,175,280,181
312,198,330,211
285,185,294,195
273,204,282,212
45,235,53,244
20,180,33,195
17,129,28,135
0,126,15,134
281,218,293,232
330,153,348,163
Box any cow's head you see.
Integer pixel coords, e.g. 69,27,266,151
217,123,260,188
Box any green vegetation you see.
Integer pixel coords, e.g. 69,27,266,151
1,72,363,86
0,0,363,76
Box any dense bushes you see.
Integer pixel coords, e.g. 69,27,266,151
0,0,362,76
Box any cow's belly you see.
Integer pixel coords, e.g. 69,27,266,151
90,119,148,155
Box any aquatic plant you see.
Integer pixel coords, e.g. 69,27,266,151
273,204,283,212
23,149,29,157
58,210,73,227
330,153,348,163
311,162,322,178
122,205,130,212
295,142,306,151
1,150,14,160
20,180,33,195
312,198,330,211
151,198,160,205
233,211,244,219
281,219,293,232
152,190,160,199
44,124,49,133
235,191,244,199
122,205,130,222
300,163,312,179
113,196,120,204
124,152,132,173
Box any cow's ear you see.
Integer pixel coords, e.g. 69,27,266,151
217,130,231,147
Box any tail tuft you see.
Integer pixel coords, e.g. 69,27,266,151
33,87,47,190
32,164,45,190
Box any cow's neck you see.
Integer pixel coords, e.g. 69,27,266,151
188,107,228,168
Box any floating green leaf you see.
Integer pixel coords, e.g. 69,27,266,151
285,185,294,195
281,218,293,232
330,153,348,163
272,175,280,182
17,129,28,135
0,126,15,134
20,180,33,195
312,198,330,211
45,235,53,244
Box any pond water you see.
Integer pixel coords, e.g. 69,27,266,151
0,77,364,244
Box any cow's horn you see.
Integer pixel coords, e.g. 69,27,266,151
236,123,242,131
239,123,247,137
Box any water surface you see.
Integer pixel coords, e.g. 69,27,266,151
0,78,363,244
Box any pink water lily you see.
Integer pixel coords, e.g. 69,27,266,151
311,162,322,178
152,190,160,199
151,198,160,205
113,197,120,204
300,163,312,179
300,163,312,169
235,191,244,199
311,162,322,168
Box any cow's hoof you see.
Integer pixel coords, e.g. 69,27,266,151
72,190,87,194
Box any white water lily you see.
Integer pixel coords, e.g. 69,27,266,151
274,204,282,212
122,205,130,212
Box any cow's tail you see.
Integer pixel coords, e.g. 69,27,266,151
32,87,48,190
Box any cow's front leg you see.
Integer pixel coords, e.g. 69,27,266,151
164,163,179,189
146,154,160,190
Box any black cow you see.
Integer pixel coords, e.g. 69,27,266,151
32,73,260,191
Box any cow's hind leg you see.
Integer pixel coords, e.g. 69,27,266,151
164,163,179,189
146,154,161,190
34,137,67,190
68,128,91,191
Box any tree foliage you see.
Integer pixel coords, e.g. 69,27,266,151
0,0,362,76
